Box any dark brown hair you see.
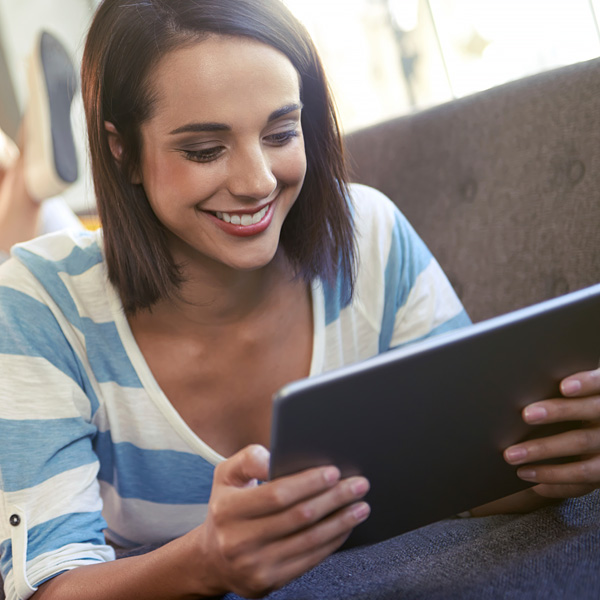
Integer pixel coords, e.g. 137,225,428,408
81,0,355,314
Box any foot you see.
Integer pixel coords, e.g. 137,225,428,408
23,30,79,201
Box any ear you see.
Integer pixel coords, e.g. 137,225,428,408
104,121,142,184
104,121,123,161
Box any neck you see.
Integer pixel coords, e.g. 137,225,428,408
135,247,298,331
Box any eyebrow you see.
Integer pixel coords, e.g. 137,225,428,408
169,102,303,135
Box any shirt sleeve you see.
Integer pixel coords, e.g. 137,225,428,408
0,257,114,600
375,192,471,351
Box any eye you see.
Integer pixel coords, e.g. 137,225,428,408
181,146,225,163
265,130,299,146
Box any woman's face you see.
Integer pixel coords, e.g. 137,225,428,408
136,35,307,274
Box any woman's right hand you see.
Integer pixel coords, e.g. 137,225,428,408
191,444,370,598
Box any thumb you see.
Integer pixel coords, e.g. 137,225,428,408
217,444,270,488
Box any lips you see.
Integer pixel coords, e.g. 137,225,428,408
206,200,275,237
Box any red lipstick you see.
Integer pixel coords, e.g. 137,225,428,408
207,201,275,238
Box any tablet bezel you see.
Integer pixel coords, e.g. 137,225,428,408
269,283,600,548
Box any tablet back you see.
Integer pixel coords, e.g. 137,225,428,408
269,283,600,548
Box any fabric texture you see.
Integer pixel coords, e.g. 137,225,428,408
345,57,600,323
223,490,600,600
0,183,468,600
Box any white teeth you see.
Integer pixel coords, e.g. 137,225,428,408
215,205,268,226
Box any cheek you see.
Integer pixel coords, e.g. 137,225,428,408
141,151,219,211
139,148,172,203
275,145,307,187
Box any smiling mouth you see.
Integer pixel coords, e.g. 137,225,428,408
213,204,270,226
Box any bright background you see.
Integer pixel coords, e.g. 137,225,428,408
0,0,598,213
283,0,600,132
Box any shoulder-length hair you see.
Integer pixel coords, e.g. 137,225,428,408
81,0,356,315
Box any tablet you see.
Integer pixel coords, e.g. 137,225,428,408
269,283,600,548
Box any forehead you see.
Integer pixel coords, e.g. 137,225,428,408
146,35,301,127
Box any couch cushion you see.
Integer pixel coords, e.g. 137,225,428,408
345,58,600,322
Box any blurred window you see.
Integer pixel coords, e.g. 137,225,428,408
284,0,600,132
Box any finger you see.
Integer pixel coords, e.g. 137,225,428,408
522,397,600,425
263,500,370,569
215,444,271,488
560,368,600,397
240,470,366,521
505,425,600,465
516,454,600,485
219,463,345,519
529,482,597,499
224,501,368,597
241,476,370,543
232,530,351,598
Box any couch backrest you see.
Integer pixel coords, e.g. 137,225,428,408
345,58,600,323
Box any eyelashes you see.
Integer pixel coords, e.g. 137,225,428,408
267,130,299,145
181,129,300,164
182,147,224,163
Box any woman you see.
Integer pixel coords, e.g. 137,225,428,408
1,1,599,599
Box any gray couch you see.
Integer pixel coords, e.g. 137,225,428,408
345,57,600,324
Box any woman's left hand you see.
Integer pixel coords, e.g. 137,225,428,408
504,367,600,499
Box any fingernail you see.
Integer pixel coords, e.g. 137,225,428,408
505,446,528,462
517,468,537,481
252,445,270,461
351,478,370,496
352,502,370,521
524,405,548,423
323,467,340,484
561,379,582,395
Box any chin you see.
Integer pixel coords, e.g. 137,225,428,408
227,252,278,272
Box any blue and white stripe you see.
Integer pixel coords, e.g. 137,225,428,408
0,183,469,600
316,184,469,371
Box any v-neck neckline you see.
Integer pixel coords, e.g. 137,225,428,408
106,276,326,464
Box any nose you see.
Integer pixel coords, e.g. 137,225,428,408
227,143,277,201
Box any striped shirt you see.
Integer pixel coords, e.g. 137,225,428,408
0,183,470,600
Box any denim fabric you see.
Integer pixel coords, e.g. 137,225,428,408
225,491,600,600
